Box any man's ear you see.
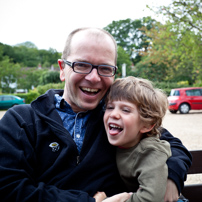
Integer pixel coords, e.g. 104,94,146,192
140,124,155,134
58,59,64,70
58,59,65,81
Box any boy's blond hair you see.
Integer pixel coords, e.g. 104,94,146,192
105,76,168,137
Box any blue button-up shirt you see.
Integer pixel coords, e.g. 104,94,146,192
55,94,90,153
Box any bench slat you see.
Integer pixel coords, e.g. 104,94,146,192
181,150,202,202
181,184,202,202
187,150,202,174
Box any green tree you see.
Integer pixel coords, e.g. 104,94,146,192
0,42,61,68
104,17,156,65
17,68,47,90
152,0,202,32
0,56,21,93
135,55,168,82
116,46,132,78
13,45,39,67
147,0,202,83
39,71,60,85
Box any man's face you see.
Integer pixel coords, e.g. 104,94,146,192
60,31,116,112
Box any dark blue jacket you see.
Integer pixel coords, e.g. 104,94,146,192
0,89,192,202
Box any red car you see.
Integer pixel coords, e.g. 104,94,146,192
168,87,202,114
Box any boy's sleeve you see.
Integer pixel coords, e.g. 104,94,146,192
160,128,192,193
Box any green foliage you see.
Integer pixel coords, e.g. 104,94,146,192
134,55,168,82
0,41,62,93
193,80,202,87
14,82,64,104
0,42,61,68
18,68,48,90
37,82,64,95
39,71,60,85
156,0,202,32
26,89,40,103
116,46,132,78
145,0,202,82
0,56,21,93
153,81,190,96
104,17,156,65
14,89,40,104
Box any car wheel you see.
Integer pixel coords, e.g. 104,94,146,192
179,103,190,114
169,110,177,114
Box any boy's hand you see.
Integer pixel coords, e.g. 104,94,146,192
164,179,179,202
103,192,132,202
93,192,107,202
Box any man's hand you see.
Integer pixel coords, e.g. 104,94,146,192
164,179,179,202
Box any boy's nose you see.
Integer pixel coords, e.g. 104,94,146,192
109,109,120,119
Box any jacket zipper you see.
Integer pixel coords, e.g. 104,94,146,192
77,156,80,165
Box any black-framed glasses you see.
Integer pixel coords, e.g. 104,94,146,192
63,59,117,77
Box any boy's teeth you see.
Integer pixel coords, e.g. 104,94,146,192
109,124,121,129
82,87,98,92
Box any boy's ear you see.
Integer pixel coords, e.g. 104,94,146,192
140,124,155,134
58,59,65,81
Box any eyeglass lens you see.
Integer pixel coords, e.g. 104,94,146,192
74,62,115,76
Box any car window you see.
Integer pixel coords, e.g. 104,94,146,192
186,89,202,96
3,96,13,101
170,90,180,96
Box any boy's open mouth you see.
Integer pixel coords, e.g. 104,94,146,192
109,123,123,134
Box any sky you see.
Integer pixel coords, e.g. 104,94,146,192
0,0,170,53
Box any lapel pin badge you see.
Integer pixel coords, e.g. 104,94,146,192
49,142,60,152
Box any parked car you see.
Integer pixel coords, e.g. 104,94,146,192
0,95,25,109
168,87,202,114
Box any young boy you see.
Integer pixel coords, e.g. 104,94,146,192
103,76,171,202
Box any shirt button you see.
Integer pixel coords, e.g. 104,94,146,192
76,134,80,138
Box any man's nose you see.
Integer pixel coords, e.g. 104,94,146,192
85,68,101,82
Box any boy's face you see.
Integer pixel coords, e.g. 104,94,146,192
104,100,148,148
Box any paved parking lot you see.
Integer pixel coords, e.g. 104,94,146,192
163,110,202,151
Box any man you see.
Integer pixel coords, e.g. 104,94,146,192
0,27,192,202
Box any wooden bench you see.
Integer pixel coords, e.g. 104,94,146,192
181,150,202,202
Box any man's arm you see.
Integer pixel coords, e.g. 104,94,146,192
160,128,192,193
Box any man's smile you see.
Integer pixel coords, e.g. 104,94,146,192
80,87,100,95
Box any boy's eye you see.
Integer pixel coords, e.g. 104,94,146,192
106,104,114,110
123,108,130,113
106,106,113,110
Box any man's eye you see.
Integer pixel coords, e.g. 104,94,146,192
76,63,88,67
99,66,113,73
